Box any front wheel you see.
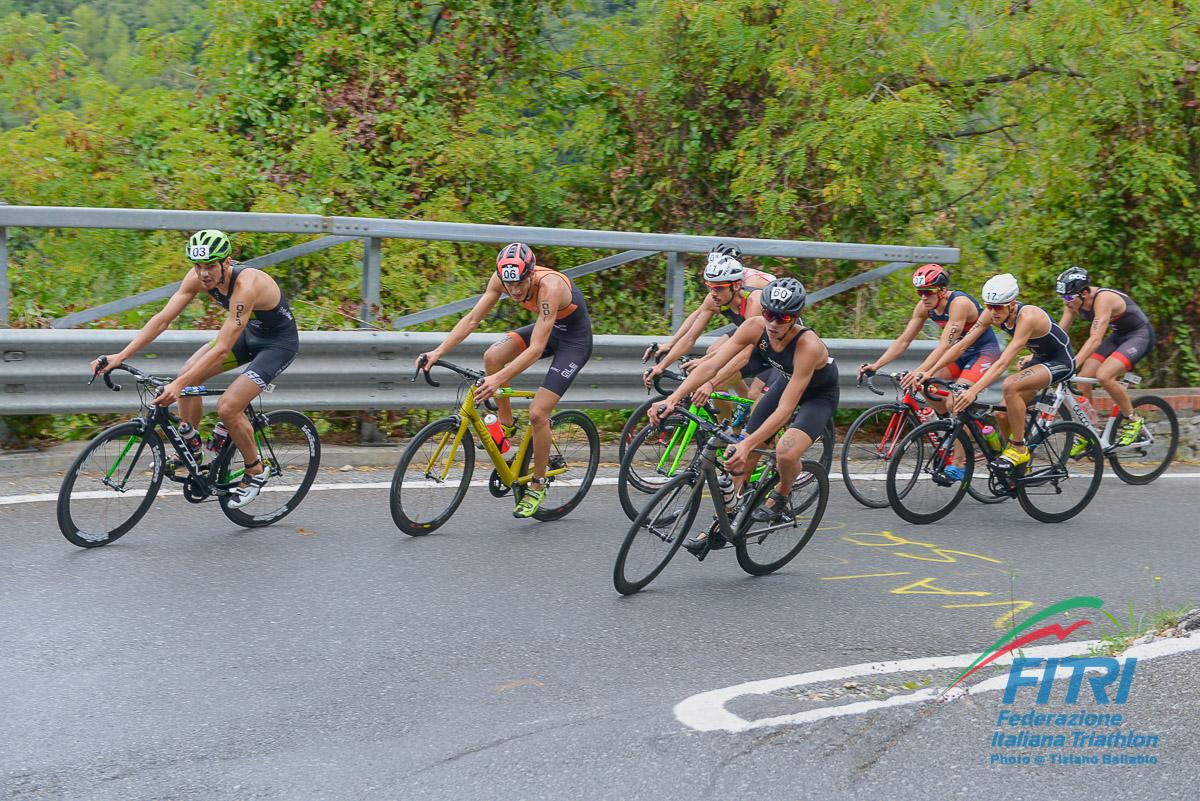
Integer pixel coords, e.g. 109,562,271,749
840,403,914,508
220,410,322,528
613,472,703,595
617,416,701,522
390,417,475,535
516,410,600,521
1017,420,1103,523
1107,395,1178,485
57,421,166,548
735,460,829,576
885,420,973,525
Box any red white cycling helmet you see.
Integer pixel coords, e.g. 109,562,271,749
496,242,536,283
912,264,949,289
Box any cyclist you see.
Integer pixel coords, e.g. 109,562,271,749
650,277,838,556
926,273,1075,470
643,244,776,399
90,230,300,508
1056,266,1155,446
415,242,593,519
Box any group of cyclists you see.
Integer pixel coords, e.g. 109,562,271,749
91,229,1156,535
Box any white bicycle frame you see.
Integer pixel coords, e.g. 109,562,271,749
1032,374,1150,454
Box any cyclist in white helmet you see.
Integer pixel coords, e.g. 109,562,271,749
923,273,1075,470
643,243,776,400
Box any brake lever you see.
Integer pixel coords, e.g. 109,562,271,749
412,355,440,387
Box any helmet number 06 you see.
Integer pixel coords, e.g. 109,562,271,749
500,266,522,282
188,244,211,260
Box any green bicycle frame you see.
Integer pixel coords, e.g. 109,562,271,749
654,392,766,481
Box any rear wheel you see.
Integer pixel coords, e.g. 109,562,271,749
617,416,701,521
515,410,600,521
57,421,166,548
885,420,973,525
1107,395,1178,485
613,472,703,595
220,410,321,528
840,403,914,508
735,460,829,576
618,396,665,461
1017,420,1103,523
390,417,474,535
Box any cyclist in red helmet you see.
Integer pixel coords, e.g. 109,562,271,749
416,242,593,519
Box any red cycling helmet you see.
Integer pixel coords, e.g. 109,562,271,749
912,263,949,289
496,242,536,283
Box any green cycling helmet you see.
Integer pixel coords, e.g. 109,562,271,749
186,229,232,263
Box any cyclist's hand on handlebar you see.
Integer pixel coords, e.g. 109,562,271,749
1017,355,1032,370
152,379,182,408
642,342,662,363
647,397,678,428
950,385,978,414
691,380,715,406
642,363,663,390
91,353,122,376
722,439,753,476
900,370,924,392
415,351,440,372
856,362,876,382
474,373,505,404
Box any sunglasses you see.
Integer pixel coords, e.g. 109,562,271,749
705,281,735,290
916,289,940,297
1059,293,1077,302
985,303,1010,312
762,310,797,324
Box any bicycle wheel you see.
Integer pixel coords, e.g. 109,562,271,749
1017,420,1103,523
220,410,322,528
617,417,702,521
618,396,665,461
840,403,914,508
516,410,600,521
1107,395,1178,485
885,419,973,525
57,421,165,548
735,460,829,576
390,417,475,535
613,472,703,595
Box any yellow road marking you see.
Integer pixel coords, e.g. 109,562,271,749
890,577,991,597
821,572,914,581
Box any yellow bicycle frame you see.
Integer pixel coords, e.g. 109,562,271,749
420,386,569,488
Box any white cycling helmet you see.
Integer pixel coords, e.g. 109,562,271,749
982,273,1020,305
704,253,745,283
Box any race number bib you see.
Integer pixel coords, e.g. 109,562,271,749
913,274,926,287
500,265,522,282
768,285,793,302
188,244,211,260
1055,279,1067,294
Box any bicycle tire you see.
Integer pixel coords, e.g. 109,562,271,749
1107,395,1178,485
220,410,322,528
618,396,665,462
1017,420,1103,523
57,421,166,548
735,460,829,576
613,471,703,595
516,410,600,521
390,417,475,535
885,419,973,525
840,403,914,509
617,416,703,522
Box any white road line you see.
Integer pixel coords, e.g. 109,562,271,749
0,477,622,506
842,472,1200,481
674,632,1200,733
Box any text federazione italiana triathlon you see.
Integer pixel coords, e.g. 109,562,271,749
989,709,1160,765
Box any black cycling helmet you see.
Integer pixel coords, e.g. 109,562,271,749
1056,266,1089,296
709,242,742,260
760,277,807,315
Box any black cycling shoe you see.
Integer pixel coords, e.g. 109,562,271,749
751,490,793,524
683,518,728,562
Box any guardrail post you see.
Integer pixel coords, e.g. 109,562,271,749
1,226,9,327
361,236,382,328
666,251,684,330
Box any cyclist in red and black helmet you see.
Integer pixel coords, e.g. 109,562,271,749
416,242,593,519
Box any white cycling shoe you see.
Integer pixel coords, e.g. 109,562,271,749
227,460,273,509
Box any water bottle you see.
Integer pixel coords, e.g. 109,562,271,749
1076,395,1099,428
179,422,203,456
979,424,1002,452
483,413,510,453
206,422,229,455
717,470,737,509
917,406,936,425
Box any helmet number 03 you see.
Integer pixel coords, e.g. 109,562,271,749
500,266,522,282
188,244,211,260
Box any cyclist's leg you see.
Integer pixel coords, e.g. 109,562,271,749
1000,360,1064,451
1075,341,1107,405
219,342,297,481
177,339,244,428
762,380,838,514
1097,329,1152,418
486,329,536,429
526,387,561,492
527,332,591,491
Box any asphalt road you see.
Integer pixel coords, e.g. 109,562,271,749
3,470,1198,800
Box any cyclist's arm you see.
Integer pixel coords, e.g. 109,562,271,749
868,304,926,371
1072,294,1117,366
704,343,756,390
663,320,758,404
653,297,720,369
912,296,971,374
741,337,821,449
924,313,989,377
1057,304,1078,332
172,278,260,388
429,276,504,361
965,314,1030,395
489,278,569,385
105,274,201,365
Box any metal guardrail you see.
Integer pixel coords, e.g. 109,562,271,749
0,330,935,415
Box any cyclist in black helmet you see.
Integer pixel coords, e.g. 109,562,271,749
650,277,839,555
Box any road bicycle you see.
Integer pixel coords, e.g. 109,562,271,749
884,378,1103,524
617,367,834,521
1051,375,1178,484
613,406,829,595
389,358,600,535
842,370,1003,508
57,360,321,548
